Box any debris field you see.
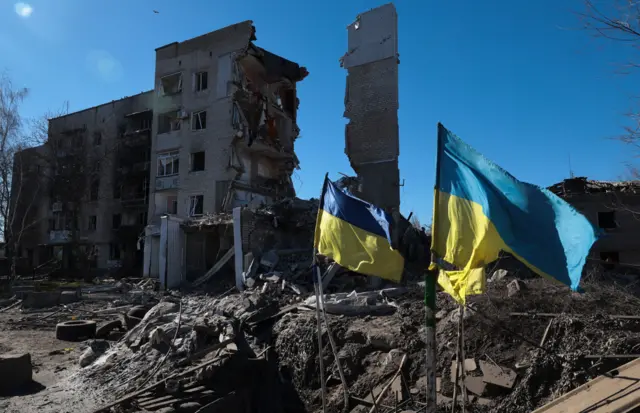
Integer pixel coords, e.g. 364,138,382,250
2,267,640,413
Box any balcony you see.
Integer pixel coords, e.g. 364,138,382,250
155,176,179,191
121,194,147,208
49,230,72,243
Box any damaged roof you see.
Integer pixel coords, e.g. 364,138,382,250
548,177,640,196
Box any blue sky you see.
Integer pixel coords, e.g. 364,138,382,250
2,0,639,224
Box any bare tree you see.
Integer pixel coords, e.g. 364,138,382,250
0,74,28,242
579,1,640,157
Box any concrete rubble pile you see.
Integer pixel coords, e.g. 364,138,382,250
57,272,640,413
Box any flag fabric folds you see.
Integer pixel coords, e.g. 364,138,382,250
314,177,405,282
431,124,598,303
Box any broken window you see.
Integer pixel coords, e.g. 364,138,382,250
194,71,208,92
189,195,204,216
191,151,205,172
600,251,619,270
90,179,99,201
157,111,182,134
191,110,207,130
217,54,232,98
597,211,617,229
167,196,178,214
109,243,121,260
88,216,97,231
160,73,183,96
157,151,180,176
112,214,121,229
93,132,102,146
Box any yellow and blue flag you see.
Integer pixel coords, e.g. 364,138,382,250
314,176,405,282
431,124,598,303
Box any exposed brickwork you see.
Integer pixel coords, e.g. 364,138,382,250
343,5,400,211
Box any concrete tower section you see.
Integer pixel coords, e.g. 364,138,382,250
341,3,400,211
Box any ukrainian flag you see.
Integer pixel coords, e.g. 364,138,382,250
314,177,405,282
432,124,598,303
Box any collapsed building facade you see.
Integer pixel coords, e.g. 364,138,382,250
9,93,153,276
143,21,308,287
549,177,640,267
341,3,401,212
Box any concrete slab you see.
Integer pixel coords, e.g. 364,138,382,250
479,360,517,389
22,291,61,309
464,375,486,396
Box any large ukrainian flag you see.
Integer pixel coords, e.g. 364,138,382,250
314,177,405,282
432,124,598,303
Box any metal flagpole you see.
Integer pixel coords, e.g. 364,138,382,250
313,174,330,413
425,260,438,410
425,124,445,409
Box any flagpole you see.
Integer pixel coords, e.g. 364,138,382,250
313,173,330,413
426,124,445,410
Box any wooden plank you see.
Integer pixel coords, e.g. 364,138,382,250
532,357,640,413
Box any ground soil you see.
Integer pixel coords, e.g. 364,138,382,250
1,274,640,413
0,314,101,413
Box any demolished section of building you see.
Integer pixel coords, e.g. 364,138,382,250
144,21,308,287
341,3,401,212
8,92,153,277
549,176,640,266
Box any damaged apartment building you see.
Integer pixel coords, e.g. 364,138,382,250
9,21,307,285
549,177,640,268
143,21,308,287
9,93,153,276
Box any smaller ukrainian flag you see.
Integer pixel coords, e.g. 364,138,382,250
432,124,598,303
314,176,405,282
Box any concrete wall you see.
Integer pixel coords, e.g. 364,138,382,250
12,92,153,272
149,22,255,223
564,193,640,266
342,3,400,211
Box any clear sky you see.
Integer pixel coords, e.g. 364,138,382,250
2,0,638,225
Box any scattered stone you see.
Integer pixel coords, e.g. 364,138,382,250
490,269,509,282
79,340,110,367
507,279,526,297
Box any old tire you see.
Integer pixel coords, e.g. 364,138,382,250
95,319,123,339
127,306,149,319
56,320,97,341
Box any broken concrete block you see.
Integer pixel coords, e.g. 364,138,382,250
507,279,526,297
479,360,517,389
490,269,509,282
260,250,279,269
0,353,32,394
464,358,477,372
464,375,486,396
60,290,80,304
22,291,61,309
